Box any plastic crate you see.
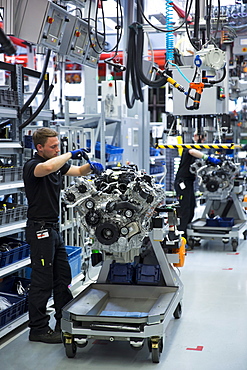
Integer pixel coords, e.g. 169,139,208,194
206,218,220,227
0,276,30,312
150,147,160,156
0,238,30,268
0,292,26,328
0,167,22,183
150,164,164,174
0,276,30,296
135,264,161,285
107,263,134,284
66,246,82,278
0,89,18,108
24,135,35,149
0,202,28,225
206,217,234,227
95,142,124,162
218,217,234,227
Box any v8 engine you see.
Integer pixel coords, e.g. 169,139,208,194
63,166,166,253
190,157,239,199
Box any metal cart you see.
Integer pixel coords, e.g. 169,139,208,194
187,193,247,251
61,233,184,364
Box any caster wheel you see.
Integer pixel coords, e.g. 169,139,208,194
173,302,182,319
63,333,77,358
187,238,194,249
152,347,160,363
231,239,238,252
148,337,163,363
65,342,77,358
130,341,144,351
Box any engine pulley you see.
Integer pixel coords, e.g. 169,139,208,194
95,222,119,245
85,210,101,226
206,179,219,192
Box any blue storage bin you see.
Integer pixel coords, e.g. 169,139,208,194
0,276,30,312
0,293,26,328
150,147,160,156
0,238,30,268
206,217,234,227
95,142,124,162
107,263,134,284
206,218,220,227
66,246,82,278
135,264,161,285
218,217,234,227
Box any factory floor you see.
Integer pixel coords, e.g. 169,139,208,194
1,238,247,370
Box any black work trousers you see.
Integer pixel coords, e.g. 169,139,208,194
174,179,196,240
25,222,73,334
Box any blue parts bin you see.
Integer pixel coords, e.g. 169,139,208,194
107,262,161,285
95,142,124,163
0,238,30,268
206,217,234,227
135,263,161,285
0,293,26,329
65,246,82,278
107,263,134,284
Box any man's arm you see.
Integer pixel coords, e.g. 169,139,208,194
188,149,204,159
189,148,221,164
34,152,72,177
65,163,91,177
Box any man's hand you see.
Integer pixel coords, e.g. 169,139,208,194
206,156,221,165
90,162,104,175
70,148,89,160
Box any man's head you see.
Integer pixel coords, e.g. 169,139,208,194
33,127,60,160
193,131,206,144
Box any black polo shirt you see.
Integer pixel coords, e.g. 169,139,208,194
23,153,70,222
175,148,196,181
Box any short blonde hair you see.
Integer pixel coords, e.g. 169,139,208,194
32,128,58,149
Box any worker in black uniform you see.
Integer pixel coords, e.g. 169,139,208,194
174,133,220,241
23,127,104,344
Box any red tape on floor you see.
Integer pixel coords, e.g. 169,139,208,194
186,346,204,351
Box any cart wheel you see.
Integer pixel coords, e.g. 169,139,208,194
65,342,77,358
152,347,160,363
148,337,163,363
130,339,144,351
243,231,247,240
173,302,182,319
63,333,77,358
187,238,194,249
231,239,238,252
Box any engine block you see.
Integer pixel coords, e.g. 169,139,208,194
190,157,239,199
63,166,166,253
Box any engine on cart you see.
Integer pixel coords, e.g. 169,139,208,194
63,166,166,254
190,157,240,200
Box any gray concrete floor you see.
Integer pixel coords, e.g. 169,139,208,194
1,238,247,370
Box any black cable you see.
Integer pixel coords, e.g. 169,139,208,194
185,67,199,110
213,0,221,41
20,49,51,114
208,66,226,84
135,25,168,88
125,23,169,109
136,0,188,33
125,25,143,108
185,0,200,51
19,84,54,130
87,0,123,55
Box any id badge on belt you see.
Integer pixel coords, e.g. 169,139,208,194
36,229,49,239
